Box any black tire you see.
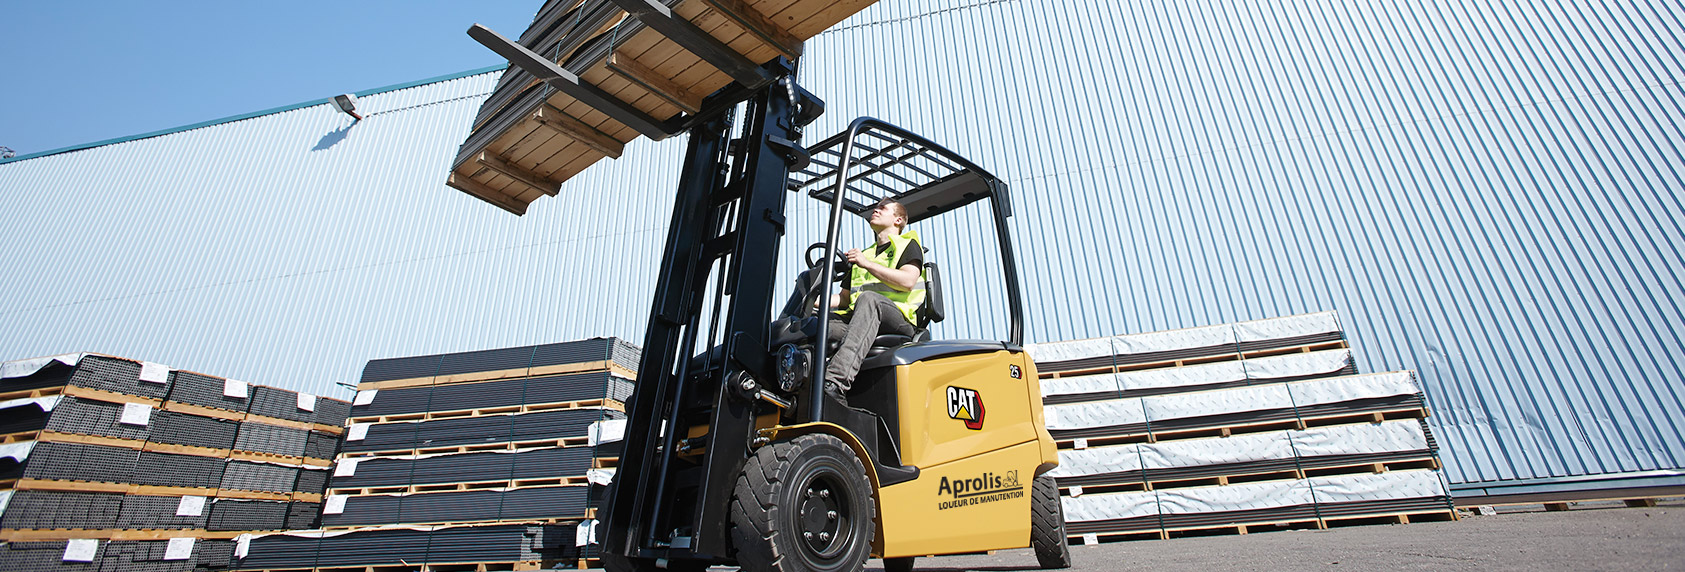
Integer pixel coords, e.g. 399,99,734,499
731,433,876,572
1030,475,1072,569
882,556,916,572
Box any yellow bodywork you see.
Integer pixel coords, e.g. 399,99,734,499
875,349,1057,558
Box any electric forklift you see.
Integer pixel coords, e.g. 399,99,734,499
466,24,1069,572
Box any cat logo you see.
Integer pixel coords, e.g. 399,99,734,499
946,386,985,430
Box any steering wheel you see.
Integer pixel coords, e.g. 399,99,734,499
799,242,850,318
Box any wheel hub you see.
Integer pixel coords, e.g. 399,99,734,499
798,476,847,556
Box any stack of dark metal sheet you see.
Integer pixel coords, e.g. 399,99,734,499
0,352,353,571
237,338,639,570
1028,312,1456,545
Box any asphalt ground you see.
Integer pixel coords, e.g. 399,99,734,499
860,500,1685,572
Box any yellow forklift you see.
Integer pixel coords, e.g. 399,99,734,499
460,4,1070,570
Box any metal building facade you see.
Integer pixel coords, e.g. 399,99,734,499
2,0,1681,500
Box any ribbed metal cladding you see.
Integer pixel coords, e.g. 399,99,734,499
0,0,1680,498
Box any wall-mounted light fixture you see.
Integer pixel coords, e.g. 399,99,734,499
332,94,363,121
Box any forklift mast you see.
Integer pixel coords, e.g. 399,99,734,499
604,58,823,561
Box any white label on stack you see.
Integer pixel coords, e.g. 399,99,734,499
0,489,13,514
139,362,170,384
575,520,599,546
353,390,377,406
63,539,99,562
164,537,194,560
235,534,253,559
1082,533,1099,546
297,393,317,412
1069,485,1084,497
346,423,369,441
119,403,153,426
1073,438,1089,449
334,458,360,477
176,495,207,517
324,494,349,514
224,379,249,399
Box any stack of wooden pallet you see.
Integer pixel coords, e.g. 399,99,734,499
232,338,637,571
1027,312,1456,545
0,353,350,572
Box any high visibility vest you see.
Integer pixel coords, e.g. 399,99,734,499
840,229,927,325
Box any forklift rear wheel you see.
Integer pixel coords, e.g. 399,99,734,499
731,433,875,572
1030,474,1072,569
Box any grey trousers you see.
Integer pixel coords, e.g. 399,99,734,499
777,269,916,390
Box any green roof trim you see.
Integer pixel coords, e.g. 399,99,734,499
0,64,505,165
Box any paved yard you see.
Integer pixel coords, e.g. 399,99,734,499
864,501,1684,572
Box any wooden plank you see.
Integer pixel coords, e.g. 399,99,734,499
702,0,802,58
242,414,315,432
0,385,65,402
61,385,162,407
38,430,144,451
140,440,228,460
448,172,530,216
14,478,132,494
160,400,244,423
608,51,705,115
477,152,561,197
534,104,627,158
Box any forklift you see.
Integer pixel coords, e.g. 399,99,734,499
465,18,1070,572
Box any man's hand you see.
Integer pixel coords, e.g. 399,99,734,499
843,248,865,266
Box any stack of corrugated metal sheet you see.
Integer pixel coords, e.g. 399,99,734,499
1028,312,1456,544
0,352,351,571
235,338,636,570
450,0,884,215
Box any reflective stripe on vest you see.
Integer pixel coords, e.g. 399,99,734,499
840,229,927,324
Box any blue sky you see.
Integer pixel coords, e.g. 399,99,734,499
1,1,543,157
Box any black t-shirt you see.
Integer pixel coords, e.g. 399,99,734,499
849,239,923,289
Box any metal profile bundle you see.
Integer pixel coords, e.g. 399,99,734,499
207,499,291,531
0,541,110,572
330,446,596,490
341,408,622,454
321,486,593,527
93,540,199,572
0,398,51,434
161,371,248,414
1033,312,1453,544
247,386,311,424
231,421,308,459
19,442,140,484
352,370,634,419
41,396,153,442
131,451,225,490
1029,311,1347,375
218,461,296,495
284,502,319,530
293,466,329,496
115,495,212,530
0,490,124,530
147,411,239,451
355,337,640,391
234,523,571,570
301,431,337,461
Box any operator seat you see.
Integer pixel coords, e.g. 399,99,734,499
803,262,944,357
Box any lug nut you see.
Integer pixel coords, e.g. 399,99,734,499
804,532,813,539
827,511,837,520
818,532,831,542
819,489,831,499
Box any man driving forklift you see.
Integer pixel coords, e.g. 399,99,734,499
776,198,927,404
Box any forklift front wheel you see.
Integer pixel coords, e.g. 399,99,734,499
1030,474,1073,569
730,433,875,572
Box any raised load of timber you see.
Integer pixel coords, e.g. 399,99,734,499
450,0,880,214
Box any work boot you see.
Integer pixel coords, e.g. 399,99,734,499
823,381,848,406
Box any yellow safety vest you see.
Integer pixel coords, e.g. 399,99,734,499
839,229,928,325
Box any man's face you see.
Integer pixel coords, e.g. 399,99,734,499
868,202,903,230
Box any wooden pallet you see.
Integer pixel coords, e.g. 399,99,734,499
319,517,586,531
60,384,163,407
1068,508,1458,545
12,478,316,502
358,360,637,391
0,385,66,401
1061,457,1444,497
1,430,41,444
348,398,622,424
237,560,560,572
329,476,591,496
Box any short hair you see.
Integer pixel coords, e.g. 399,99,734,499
877,199,908,230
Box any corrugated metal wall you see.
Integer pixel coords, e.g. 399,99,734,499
2,0,1681,496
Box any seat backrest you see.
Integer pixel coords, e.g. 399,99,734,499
918,262,944,329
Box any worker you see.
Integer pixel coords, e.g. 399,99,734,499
775,199,925,404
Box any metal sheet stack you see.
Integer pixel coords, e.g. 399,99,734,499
1028,312,1456,544
233,338,635,571
0,353,350,572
